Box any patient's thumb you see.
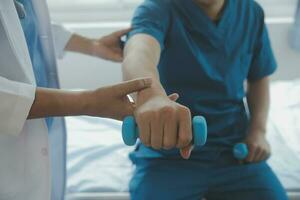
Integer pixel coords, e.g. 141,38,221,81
168,93,179,102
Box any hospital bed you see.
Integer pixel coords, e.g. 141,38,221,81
65,79,300,200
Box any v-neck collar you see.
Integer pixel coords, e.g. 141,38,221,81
196,0,230,30
173,0,232,47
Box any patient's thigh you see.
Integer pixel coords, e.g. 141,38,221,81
205,162,288,200
129,159,206,200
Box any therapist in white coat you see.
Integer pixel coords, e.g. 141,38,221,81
0,0,155,200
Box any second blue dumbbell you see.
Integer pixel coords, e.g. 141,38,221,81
122,116,207,147
233,143,249,160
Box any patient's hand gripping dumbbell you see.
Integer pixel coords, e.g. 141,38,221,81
122,116,208,147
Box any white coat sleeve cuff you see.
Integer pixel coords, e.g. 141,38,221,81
0,77,36,136
51,23,73,59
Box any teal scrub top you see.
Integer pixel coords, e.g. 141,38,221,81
129,0,277,157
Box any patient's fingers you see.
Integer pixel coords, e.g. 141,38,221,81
245,144,257,163
260,148,271,161
137,117,151,147
180,145,194,159
263,151,271,161
162,94,179,148
138,123,151,147
151,115,164,150
253,147,264,162
163,113,177,150
177,107,192,149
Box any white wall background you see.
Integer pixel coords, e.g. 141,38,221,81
47,0,300,89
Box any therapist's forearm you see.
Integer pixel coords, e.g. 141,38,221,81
123,34,166,101
28,88,90,119
246,77,270,134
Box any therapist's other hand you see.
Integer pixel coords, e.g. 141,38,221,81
85,78,151,120
92,28,131,62
244,129,271,163
65,28,130,62
135,95,193,159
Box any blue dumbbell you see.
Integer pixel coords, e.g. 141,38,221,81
233,143,249,160
122,116,207,147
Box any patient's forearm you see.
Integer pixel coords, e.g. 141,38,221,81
247,77,270,134
123,34,166,101
28,88,90,119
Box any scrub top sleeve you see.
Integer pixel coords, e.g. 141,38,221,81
128,0,171,50
51,23,73,59
247,10,277,81
0,76,36,136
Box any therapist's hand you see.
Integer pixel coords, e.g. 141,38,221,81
92,28,131,62
85,78,151,120
65,28,130,62
244,129,271,163
135,93,193,159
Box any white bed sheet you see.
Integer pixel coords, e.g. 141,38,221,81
66,117,133,193
267,80,300,191
66,79,300,194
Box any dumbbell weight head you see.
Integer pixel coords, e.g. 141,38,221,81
233,143,249,160
192,116,207,146
122,116,138,146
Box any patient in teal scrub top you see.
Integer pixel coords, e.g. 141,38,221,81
122,0,289,199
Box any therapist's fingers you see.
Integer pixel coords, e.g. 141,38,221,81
109,96,134,120
103,44,124,59
128,93,178,111
112,55,123,62
113,27,132,38
115,78,152,96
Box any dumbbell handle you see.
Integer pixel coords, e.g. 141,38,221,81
122,116,207,147
233,143,249,160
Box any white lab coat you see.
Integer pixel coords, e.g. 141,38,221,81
0,0,72,199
